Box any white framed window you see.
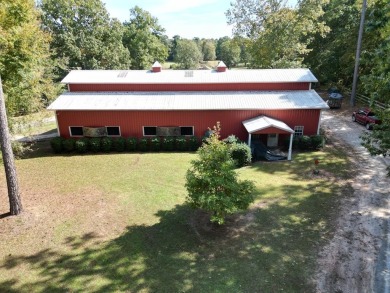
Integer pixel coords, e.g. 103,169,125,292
294,126,304,137
69,126,83,137
143,126,195,136
106,126,121,136
180,126,194,136
143,126,157,136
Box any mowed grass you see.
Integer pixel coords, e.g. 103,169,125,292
0,141,352,292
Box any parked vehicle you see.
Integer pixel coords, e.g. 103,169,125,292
352,108,381,130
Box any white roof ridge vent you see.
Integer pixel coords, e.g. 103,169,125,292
117,71,128,78
184,70,194,77
217,61,227,72
152,61,162,72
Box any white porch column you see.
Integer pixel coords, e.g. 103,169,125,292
288,133,293,160
247,133,252,148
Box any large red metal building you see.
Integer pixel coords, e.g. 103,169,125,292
48,62,329,159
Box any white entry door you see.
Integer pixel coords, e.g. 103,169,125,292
267,134,278,147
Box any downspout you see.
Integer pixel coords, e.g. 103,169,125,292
54,111,60,137
288,133,293,160
317,110,323,135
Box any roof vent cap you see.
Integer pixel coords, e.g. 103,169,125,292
217,61,227,72
152,61,162,72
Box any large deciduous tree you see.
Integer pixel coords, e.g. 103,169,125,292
40,0,131,78
304,0,362,85
226,0,329,68
174,39,203,69
123,6,168,69
185,123,255,225
360,0,390,175
0,77,22,215
201,40,216,61
360,0,390,103
218,39,241,68
0,0,58,116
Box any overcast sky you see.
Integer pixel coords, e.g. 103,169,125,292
104,0,298,39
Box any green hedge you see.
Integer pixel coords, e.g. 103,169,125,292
63,139,75,152
150,137,161,152
138,138,149,152
188,137,199,151
284,135,325,151
75,138,89,153
175,137,187,151
89,138,101,152
50,137,64,153
310,135,325,150
101,137,112,152
50,136,204,154
162,137,175,151
112,137,126,152
125,137,137,151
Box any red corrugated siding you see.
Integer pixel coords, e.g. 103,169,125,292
56,109,320,141
68,82,310,92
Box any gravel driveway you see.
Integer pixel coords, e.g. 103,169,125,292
315,107,390,293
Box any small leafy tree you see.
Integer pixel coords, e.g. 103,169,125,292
185,123,255,225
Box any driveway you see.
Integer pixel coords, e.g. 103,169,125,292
315,107,390,292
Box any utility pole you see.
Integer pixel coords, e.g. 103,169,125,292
351,0,367,106
0,76,23,215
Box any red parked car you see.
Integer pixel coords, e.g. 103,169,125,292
352,108,381,130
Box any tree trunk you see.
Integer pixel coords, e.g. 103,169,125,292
0,76,22,215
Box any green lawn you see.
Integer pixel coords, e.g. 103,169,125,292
0,142,351,292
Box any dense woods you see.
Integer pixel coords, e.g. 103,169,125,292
0,0,388,124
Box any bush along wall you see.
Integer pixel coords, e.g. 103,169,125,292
101,137,113,152
75,138,89,153
285,135,326,151
188,137,199,151
150,137,161,152
138,138,149,152
229,142,252,168
176,137,187,151
112,137,125,152
50,137,64,153
162,137,175,151
63,138,76,152
89,138,101,153
50,136,202,154
125,137,137,151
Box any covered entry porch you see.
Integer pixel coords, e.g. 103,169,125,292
242,116,294,160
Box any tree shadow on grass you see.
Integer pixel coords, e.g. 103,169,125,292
0,180,349,292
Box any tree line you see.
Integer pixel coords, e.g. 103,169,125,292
0,0,388,114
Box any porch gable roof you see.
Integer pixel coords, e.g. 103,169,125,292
242,116,294,134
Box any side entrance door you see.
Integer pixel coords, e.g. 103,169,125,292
267,133,278,147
